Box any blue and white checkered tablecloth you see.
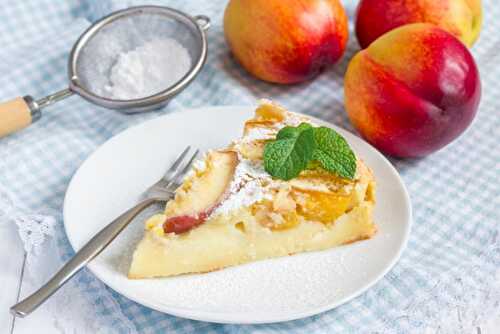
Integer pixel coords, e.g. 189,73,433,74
0,1,499,333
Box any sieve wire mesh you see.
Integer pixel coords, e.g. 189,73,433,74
75,12,201,101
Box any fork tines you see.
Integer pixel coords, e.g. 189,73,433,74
151,146,199,194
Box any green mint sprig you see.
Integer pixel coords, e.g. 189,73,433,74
263,123,356,181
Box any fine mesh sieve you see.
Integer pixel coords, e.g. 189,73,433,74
0,5,210,138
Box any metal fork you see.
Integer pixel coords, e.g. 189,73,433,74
10,146,199,318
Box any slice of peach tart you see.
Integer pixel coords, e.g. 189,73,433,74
128,100,376,278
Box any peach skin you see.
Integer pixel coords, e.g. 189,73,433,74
223,0,348,84
344,23,481,158
355,0,482,48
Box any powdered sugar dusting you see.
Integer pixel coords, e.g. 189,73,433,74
95,38,192,100
216,109,313,216
241,127,275,143
212,158,272,216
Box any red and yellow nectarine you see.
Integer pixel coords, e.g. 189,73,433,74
344,23,481,158
224,0,348,84
355,0,482,48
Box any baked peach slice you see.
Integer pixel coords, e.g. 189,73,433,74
163,150,238,234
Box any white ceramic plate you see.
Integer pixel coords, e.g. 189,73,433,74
63,106,411,324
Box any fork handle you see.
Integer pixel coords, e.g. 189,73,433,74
10,198,158,317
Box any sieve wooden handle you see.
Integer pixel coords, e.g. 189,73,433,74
0,97,33,138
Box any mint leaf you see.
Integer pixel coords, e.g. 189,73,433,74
276,123,313,140
264,124,315,180
312,127,356,179
263,123,357,181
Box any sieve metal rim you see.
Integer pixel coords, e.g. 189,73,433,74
67,5,209,113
